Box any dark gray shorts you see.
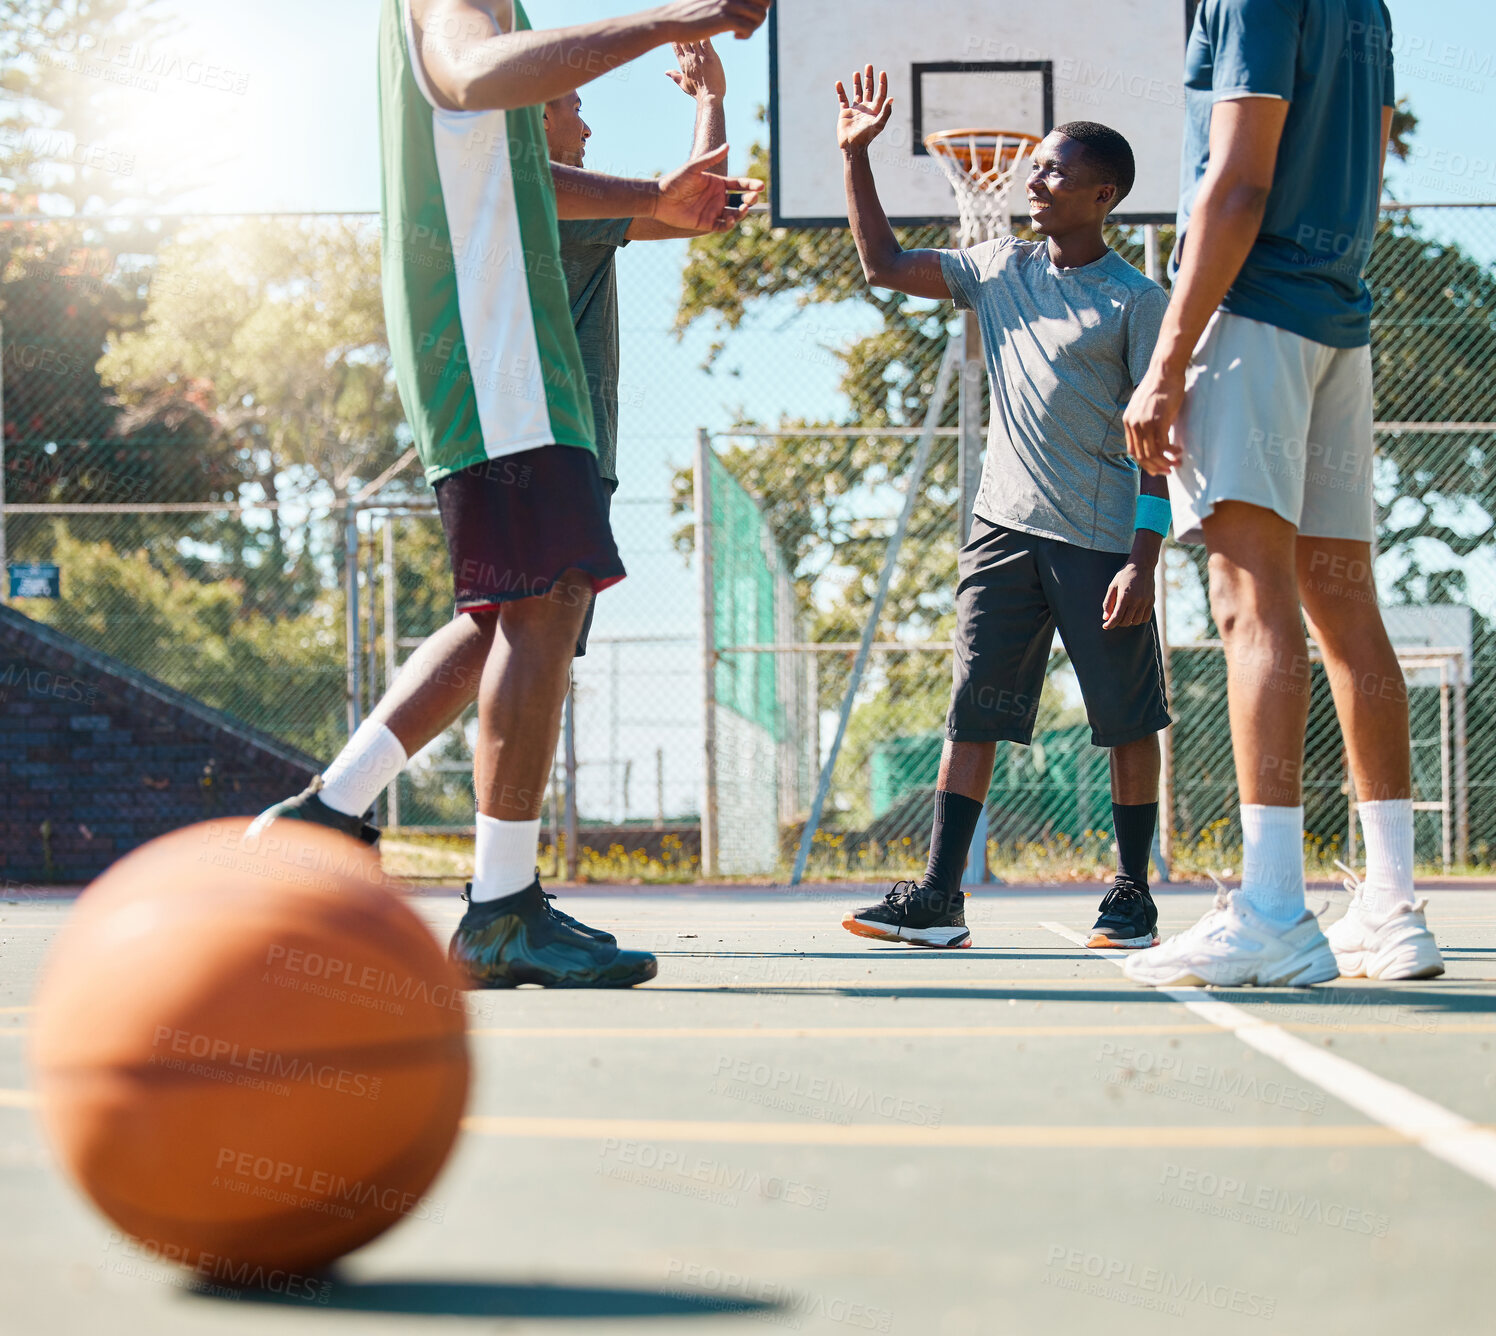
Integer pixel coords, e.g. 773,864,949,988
948,517,1171,748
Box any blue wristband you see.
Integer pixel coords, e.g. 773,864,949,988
1135,493,1171,536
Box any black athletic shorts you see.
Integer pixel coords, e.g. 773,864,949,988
433,445,625,616
573,479,616,658
947,516,1171,748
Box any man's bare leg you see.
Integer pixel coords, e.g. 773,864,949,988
450,570,656,987
472,575,590,826
1202,501,1311,922
295,614,495,825
936,740,997,803
1089,733,1162,947
1298,536,1420,919
374,612,495,756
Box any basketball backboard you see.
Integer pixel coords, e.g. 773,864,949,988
768,0,1193,228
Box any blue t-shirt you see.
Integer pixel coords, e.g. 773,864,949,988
1176,0,1395,349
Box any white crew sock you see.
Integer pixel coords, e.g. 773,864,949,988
470,813,542,902
1236,804,1306,924
1357,798,1416,916
319,720,408,818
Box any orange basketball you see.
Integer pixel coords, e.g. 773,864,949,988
31,819,470,1280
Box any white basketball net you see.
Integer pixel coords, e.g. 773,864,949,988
924,130,1040,247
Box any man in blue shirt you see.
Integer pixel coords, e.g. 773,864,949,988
1123,0,1445,986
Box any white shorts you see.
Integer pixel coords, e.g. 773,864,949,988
1168,311,1375,546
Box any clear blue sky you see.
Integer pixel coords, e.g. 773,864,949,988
148,0,1496,212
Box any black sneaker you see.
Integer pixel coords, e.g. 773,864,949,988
247,777,381,847
1087,874,1159,949
542,889,617,946
450,879,657,988
461,879,618,947
841,880,971,948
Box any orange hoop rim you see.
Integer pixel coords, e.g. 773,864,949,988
923,128,1041,173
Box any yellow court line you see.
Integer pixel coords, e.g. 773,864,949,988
467,1024,1217,1039
644,977,1132,990
0,1022,1481,1041
460,1114,1409,1149
0,1007,31,1014
0,1089,37,1108
465,1022,1496,1038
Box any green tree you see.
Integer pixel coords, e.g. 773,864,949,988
99,218,403,604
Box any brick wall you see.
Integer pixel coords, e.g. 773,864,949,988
0,610,318,884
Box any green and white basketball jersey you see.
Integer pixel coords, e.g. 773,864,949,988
378,0,596,484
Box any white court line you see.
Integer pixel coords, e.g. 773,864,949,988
1041,921,1496,1194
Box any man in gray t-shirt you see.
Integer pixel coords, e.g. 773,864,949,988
941,236,1168,553
543,38,733,649
832,67,1173,954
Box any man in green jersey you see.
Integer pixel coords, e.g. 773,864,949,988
255,0,769,989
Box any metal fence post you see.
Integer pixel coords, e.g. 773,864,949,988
791,339,962,886
1142,222,1174,879
564,681,580,880
343,498,361,737
958,313,981,544
694,428,720,879
1454,654,1469,867
382,514,400,828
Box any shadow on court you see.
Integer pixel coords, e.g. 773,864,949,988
656,980,1496,1014
188,1277,780,1320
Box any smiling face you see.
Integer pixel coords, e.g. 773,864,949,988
1024,132,1118,237
543,92,590,168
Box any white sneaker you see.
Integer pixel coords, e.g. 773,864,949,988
1326,863,1445,981
1123,880,1338,988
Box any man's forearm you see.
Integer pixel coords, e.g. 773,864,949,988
553,165,659,220
692,94,727,158
420,5,678,112
1150,174,1269,374
843,146,903,283
1127,527,1164,570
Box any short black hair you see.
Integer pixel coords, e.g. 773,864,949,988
1053,120,1136,206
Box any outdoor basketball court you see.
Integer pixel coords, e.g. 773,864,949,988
3,880,1494,1332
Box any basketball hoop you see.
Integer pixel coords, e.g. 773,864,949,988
924,128,1041,247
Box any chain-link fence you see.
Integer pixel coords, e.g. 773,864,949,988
3,204,1493,880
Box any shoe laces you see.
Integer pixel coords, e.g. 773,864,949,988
886,880,921,907
1100,874,1148,911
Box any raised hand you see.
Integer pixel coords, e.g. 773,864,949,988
655,143,764,232
667,37,727,99
836,65,894,152
664,0,772,43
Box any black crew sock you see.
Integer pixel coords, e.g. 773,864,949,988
919,790,985,909
1112,801,1158,887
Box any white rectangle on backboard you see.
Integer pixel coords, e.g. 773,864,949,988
769,0,1191,226
1381,604,1474,686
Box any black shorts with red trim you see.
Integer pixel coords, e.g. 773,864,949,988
433,444,625,614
